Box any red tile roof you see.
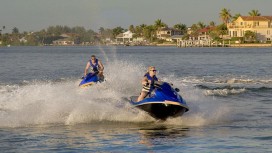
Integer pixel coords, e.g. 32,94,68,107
198,26,216,33
240,16,272,21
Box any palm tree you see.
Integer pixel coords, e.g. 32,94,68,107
219,8,232,24
248,10,261,28
133,24,146,38
217,24,228,38
12,27,19,34
154,19,166,30
197,22,206,29
143,25,155,41
209,21,216,27
99,27,105,35
133,26,141,38
232,13,241,21
38,29,47,45
248,10,261,16
189,23,201,37
173,23,187,34
129,25,135,33
140,24,147,29
0,26,5,35
112,26,124,38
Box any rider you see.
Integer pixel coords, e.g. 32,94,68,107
84,55,104,81
137,66,160,102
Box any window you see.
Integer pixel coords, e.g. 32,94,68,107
240,22,243,26
267,30,270,35
267,38,271,41
253,21,259,27
233,31,237,37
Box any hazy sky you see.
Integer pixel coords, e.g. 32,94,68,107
0,0,271,32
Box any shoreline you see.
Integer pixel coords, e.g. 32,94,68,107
1,43,272,48
229,43,272,47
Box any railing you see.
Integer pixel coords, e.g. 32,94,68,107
228,25,270,28
228,25,251,28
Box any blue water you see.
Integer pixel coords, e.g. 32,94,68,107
0,46,271,152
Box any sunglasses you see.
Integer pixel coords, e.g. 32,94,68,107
150,70,157,72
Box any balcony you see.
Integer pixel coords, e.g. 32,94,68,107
228,25,270,29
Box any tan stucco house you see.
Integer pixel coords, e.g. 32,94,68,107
227,16,272,42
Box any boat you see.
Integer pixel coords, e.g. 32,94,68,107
130,82,189,120
79,72,100,87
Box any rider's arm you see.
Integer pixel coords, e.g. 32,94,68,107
98,60,104,72
84,62,90,76
141,76,149,86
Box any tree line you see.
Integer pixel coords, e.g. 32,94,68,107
0,9,263,46
0,26,97,46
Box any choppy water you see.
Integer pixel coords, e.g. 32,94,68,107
0,46,271,152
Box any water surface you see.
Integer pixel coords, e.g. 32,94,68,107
0,46,271,152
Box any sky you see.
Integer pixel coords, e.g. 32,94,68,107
0,0,271,33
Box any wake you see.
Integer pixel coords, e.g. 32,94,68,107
0,60,239,128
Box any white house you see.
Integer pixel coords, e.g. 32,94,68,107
53,33,74,45
116,30,133,44
156,27,182,41
19,37,28,43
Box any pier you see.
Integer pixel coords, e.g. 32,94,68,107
177,39,230,47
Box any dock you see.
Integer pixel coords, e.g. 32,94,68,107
177,39,230,47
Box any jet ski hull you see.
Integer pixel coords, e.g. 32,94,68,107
130,82,189,120
130,97,188,120
79,73,99,87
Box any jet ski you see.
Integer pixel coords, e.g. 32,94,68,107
130,82,189,120
79,72,100,87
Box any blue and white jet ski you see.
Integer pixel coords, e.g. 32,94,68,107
79,72,100,87
130,82,189,120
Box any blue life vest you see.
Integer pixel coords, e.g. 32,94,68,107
145,73,158,91
144,73,158,81
89,59,99,72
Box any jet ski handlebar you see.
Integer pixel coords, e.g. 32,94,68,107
153,81,180,92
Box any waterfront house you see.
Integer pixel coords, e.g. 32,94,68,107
53,34,74,45
197,26,216,40
53,38,74,45
156,27,182,41
19,37,28,43
176,27,215,47
116,30,133,44
227,16,272,42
